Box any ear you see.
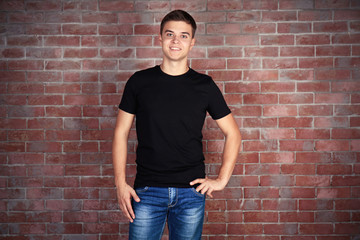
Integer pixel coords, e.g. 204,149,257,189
158,34,163,45
190,37,196,50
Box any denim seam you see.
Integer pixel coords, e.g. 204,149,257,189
168,187,178,208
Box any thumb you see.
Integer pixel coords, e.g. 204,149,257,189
130,188,140,202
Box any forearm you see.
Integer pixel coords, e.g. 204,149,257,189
112,133,128,186
216,129,242,187
112,110,135,187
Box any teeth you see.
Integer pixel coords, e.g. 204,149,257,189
170,47,181,50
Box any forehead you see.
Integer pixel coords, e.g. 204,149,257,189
162,21,193,35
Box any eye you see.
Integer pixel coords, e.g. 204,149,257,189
166,33,173,37
181,35,188,39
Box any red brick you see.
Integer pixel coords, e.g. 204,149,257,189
296,34,331,45
244,70,278,81
314,22,349,32
228,11,260,22
280,188,315,198
299,57,333,68
296,176,331,187
332,176,360,186
260,175,294,186
279,23,312,33
98,24,133,35
335,105,360,116
280,212,314,223
244,94,277,104
207,23,241,34
300,224,334,234
83,36,117,47
317,188,351,199
226,35,259,45
263,58,297,69
279,117,313,128
281,46,314,56
315,140,349,151
316,46,351,56
280,69,314,80
319,0,350,9
264,224,298,235
296,129,330,139
299,105,332,116
64,188,99,199
99,1,133,11
258,35,291,48
282,164,316,175
264,105,297,116
261,129,295,140
243,117,277,128
245,164,280,175
228,223,263,235
44,12,80,23
244,212,278,222
9,223,46,234
335,223,360,234
333,33,360,44
244,47,278,57
299,10,332,21
299,199,333,211
192,59,226,70
242,23,276,34
260,152,294,163
297,82,330,92
296,152,332,163
209,71,242,81
280,93,313,104
208,0,242,10
209,46,243,58
335,55,356,66
26,188,62,199
280,140,314,151
225,82,259,93
244,140,278,151
243,0,278,10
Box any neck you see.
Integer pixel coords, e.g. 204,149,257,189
160,61,189,76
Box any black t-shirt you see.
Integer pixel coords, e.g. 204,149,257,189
119,65,231,188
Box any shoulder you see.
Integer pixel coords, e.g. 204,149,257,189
189,68,213,84
132,66,159,79
126,66,159,86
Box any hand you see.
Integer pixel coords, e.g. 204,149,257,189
116,183,140,223
190,177,227,198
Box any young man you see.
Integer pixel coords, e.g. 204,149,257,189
112,10,241,240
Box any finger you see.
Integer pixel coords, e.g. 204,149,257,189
206,188,214,198
190,178,205,186
124,198,136,221
120,202,133,222
200,185,210,195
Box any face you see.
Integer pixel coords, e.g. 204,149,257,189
159,21,195,64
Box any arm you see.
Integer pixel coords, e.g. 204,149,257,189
190,113,241,198
112,109,139,222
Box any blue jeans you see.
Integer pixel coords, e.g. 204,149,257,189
129,187,206,240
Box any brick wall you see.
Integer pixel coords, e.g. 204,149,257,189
1,0,360,239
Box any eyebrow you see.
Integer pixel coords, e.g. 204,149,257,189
164,30,191,36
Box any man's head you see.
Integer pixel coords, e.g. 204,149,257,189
160,10,197,38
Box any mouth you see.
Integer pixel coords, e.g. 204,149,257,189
170,47,181,51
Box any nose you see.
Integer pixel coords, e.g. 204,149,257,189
171,35,179,43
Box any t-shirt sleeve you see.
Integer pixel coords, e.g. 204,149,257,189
119,75,137,114
207,79,231,120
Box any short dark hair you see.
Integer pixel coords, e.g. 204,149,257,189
160,10,197,38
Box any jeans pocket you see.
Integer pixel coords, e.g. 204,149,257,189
191,187,205,198
135,186,149,194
